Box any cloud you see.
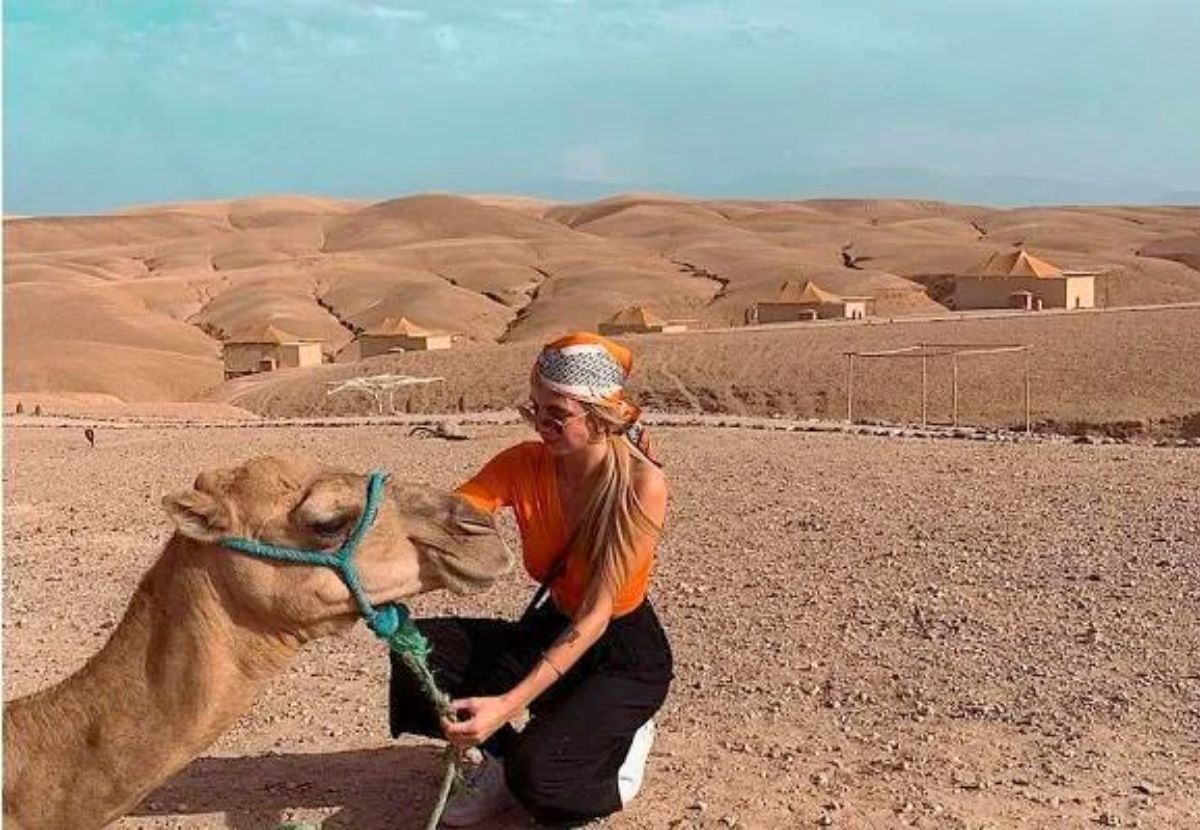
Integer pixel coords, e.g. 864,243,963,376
433,24,461,53
559,143,629,184
359,4,429,23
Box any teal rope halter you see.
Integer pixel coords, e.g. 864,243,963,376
221,471,406,639
221,471,461,830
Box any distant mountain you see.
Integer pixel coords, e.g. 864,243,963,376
549,167,1200,208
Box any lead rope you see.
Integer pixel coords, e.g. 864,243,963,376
370,603,462,830
276,607,461,830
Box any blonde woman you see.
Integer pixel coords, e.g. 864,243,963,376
389,332,673,827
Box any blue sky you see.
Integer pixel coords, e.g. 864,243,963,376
5,1,1200,214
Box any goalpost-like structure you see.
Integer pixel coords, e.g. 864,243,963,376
325,374,445,415
844,342,1032,433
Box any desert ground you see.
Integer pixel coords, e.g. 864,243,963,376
213,304,1200,438
5,420,1198,829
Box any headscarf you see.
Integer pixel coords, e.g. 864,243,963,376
534,332,659,465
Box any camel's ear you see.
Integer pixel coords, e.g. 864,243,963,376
162,489,233,542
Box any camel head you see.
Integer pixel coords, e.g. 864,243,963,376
161,454,512,639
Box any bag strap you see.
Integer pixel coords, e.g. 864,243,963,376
520,550,571,622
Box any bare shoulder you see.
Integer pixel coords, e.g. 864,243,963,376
632,460,669,514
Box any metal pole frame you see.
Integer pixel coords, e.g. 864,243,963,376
952,353,959,427
921,352,928,427
1024,348,1031,436
844,343,1030,431
846,353,855,423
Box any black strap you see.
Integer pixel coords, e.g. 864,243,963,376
520,552,571,622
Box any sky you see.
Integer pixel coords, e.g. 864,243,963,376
5,0,1200,214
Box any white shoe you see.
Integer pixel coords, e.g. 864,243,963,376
617,718,656,805
440,751,518,827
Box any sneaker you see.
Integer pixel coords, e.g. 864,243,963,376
617,718,656,805
441,751,518,827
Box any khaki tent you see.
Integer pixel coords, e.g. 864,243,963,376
358,316,453,356
227,323,304,345
955,249,1094,310
774,280,844,305
748,280,870,324
969,250,1064,279
598,305,688,335
223,324,324,378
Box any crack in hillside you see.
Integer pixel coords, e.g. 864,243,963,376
312,281,363,337
185,276,233,341
130,255,155,277
670,258,729,306
970,220,988,240
840,242,873,270
498,266,551,343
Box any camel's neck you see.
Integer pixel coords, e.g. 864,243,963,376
4,539,302,830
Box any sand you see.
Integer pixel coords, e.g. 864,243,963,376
6,195,1199,406
4,422,1199,828
211,305,1200,439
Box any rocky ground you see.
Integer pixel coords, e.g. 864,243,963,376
4,422,1199,829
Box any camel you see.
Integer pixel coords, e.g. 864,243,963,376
3,454,513,830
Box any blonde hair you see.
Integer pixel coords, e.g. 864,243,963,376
567,401,662,600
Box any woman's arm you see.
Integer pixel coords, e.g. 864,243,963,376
442,587,616,749
444,466,669,749
509,585,617,706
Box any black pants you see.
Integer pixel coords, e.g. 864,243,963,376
389,600,673,827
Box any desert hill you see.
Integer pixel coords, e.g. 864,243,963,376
4,193,1200,404
214,305,1200,438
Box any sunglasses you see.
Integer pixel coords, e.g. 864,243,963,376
517,400,586,434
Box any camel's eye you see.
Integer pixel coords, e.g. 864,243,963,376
294,477,363,539
308,513,352,537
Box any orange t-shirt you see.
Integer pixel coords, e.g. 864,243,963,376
456,441,656,618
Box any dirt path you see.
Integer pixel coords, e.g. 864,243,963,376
4,423,1199,828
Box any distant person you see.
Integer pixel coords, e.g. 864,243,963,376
84,427,96,448
388,332,673,827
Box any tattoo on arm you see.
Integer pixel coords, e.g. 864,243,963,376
554,627,581,648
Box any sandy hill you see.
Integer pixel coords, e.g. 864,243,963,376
215,306,1200,438
5,193,1200,403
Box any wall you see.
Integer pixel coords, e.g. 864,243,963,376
598,322,667,335
754,303,820,324
955,277,1070,310
278,341,323,369
360,333,453,355
1065,277,1096,310
843,301,867,320
223,343,277,377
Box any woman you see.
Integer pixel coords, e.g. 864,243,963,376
389,332,673,828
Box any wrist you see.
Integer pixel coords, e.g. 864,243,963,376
499,688,526,715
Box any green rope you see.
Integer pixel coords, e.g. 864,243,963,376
383,610,463,830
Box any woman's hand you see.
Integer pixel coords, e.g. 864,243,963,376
442,696,517,749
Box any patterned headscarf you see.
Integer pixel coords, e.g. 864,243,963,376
534,332,659,465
